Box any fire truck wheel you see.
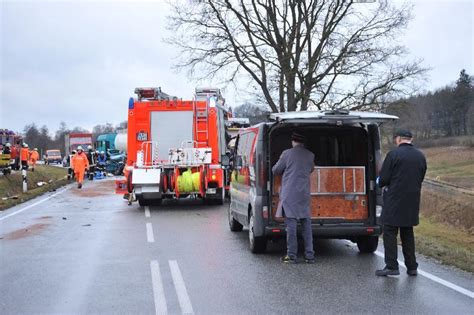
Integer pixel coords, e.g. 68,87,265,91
204,188,225,205
151,199,162,206
138,197,149,207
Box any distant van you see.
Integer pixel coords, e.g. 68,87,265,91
228,110,398,253
45,149,62,165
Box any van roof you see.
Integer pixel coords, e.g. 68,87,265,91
269,110,398,122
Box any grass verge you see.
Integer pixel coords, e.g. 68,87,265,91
416,215,474,273
0,165,68,210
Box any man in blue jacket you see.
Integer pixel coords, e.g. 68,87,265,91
273,132,315,264
376,129,427,276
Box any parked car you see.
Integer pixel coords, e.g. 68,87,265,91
227,110,398,253
45,149,62,165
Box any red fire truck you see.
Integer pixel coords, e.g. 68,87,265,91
118,87,230,206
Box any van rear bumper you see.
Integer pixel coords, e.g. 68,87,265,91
264,224,382,238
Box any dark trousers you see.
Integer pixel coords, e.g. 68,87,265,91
383,225,418,270
285,217,315,260
21,160,28,170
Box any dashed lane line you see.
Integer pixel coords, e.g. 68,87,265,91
0,186,70,221
146,223,155,243
169,260,195,315
150,260,168,315
145,206,151,218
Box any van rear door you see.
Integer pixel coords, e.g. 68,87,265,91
268,110,397,224
269,110,398,125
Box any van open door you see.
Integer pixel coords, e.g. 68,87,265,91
269,110,398,125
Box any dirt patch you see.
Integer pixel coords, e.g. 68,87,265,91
1,223,50,240
71,180,116,197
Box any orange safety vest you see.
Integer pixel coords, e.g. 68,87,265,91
10,146,18,159
30,151,39,162
72,152,89,172
20,148,29,162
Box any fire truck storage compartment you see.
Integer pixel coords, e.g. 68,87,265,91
150,111,195,161
270,125,369,220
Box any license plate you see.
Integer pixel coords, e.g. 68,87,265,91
206,188,216,194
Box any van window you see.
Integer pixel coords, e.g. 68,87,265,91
238,132,256,166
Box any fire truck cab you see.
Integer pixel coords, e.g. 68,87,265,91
122,87,230,206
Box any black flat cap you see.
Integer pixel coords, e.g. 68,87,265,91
394,129,413,138
291,132,306,143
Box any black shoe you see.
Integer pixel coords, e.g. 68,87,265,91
407,269,418,276
280,255,297,264
304,257,316,264
78,183,82,189
375,267,400,276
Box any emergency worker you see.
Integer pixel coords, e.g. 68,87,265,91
3,143,11,154
29,148,40,172
11,143,19,170
20,143,30,170
97,151,107,166
272,132,315,264
376,129,427,277
72,146,89,189
86,145,95,179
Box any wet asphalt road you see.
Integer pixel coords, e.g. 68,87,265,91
1,179,473,314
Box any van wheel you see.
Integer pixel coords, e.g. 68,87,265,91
228,204,243,232
356,236,379,253
249,211,266,253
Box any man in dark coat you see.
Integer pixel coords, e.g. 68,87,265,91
376,129,427,276
272,132,315,264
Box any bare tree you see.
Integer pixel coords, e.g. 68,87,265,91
167,0,427,112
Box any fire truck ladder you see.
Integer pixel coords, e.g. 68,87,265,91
194,101,209,147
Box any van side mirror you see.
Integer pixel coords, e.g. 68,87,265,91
221,154,230,169
234,155,243,170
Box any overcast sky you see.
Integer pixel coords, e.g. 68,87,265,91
1,0,473,134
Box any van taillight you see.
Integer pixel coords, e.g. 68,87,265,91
272,229,281,233
263,206,268,218
367,228,374,233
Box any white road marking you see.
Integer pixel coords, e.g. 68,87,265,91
145,206,151,218
146,223,155,243
373,250,474,299
169,260,194,315
346,241,474,298
0,186,70,221
150,260,168,315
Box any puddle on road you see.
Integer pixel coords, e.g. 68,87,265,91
1,223,50,240
71,180,116,197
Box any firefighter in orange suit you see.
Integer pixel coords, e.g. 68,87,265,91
29,148,40,172
72,146,89,189
20,143,30,170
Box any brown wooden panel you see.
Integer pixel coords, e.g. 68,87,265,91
271,195,368,220
355,168,365,193
274,167,365,195
310,195,368,220
319,168,344,193
271,166,368,221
